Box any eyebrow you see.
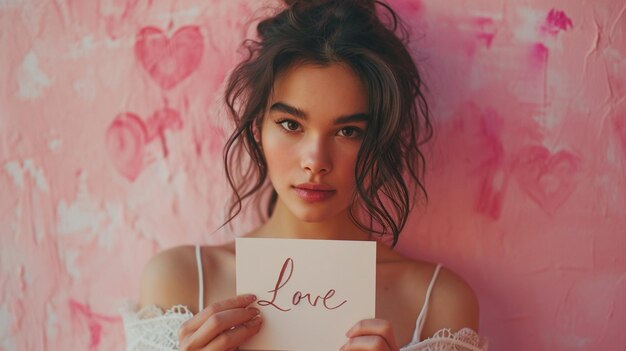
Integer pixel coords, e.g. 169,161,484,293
269,102,369,124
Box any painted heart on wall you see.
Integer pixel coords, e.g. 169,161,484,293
105,112,148,181
513,145,581,216
105,109,183,180
135,26,204,90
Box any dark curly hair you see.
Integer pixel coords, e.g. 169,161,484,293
222,0,432,247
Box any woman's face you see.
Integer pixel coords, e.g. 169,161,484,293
260,63,369,222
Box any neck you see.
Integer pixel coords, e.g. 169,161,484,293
252,198,371,241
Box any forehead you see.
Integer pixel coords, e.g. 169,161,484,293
269,63,368,118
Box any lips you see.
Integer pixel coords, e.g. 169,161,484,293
293,182,335,191
292,183,336,202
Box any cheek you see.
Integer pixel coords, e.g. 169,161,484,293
335,146,360,185
262,129,294,173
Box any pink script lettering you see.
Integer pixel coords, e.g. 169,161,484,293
257,258,348,312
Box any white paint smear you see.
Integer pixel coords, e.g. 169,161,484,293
0,303,16,351
513,8,544,42
56,172,106,235
45,302,58,340
17,51,52,100
67,35,95,58
0,0,21,7
48,139,61,152
64,249,80,279
97,202,124,249
23,159,50,193
3,161,24,189
55,171,124,248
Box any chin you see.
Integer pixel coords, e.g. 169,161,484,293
292,208,335,223
276,190,350,223
292,208,339,223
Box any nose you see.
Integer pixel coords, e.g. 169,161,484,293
300,135,332,176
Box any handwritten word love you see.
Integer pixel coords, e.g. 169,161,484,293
257,258,348,312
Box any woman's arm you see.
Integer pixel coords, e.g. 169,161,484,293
137,246,263,351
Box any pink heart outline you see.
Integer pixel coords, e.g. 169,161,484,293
513,145,581,215
105,108,184,180
105,112,148,181
135,25,204,90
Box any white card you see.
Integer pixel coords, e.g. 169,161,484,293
236,237,376,351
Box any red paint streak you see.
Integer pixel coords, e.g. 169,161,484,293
145,108,182,142
135,26,204,90
105,113,147,181
453,104,508,220
146,107,183,157
513,146,580,215
18,266,26,293
476,33,495,48
542,9,573,36
474,17,496,48
614,114,626,156
472,110,506,220
474,144,508,220
475,169,505,220
68,299,119,349
531,43,549,66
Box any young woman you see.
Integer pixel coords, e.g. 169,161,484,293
120,1,488,350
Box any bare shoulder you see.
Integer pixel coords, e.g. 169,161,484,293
138,245,199,312
377,242,479,335
376,246,479,343
418,264,480,339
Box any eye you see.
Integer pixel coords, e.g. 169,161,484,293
276,119,301,133
337,127,362,138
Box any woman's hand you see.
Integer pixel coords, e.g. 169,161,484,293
178,294,263,351
341,319,399,351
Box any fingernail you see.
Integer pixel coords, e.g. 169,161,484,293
245,317,262,327
249,294,257,301
248,307,260,315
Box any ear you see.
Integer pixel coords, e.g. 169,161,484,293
252,120,262,145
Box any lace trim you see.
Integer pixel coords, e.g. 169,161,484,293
401,327,488,351
120,300,193,321
119,301,488,351
118,300,194,351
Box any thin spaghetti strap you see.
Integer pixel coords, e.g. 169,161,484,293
411,263,443,343
195,245,204,312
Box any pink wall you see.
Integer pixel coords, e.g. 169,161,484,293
1,0,625,350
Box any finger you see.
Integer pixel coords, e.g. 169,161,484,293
179,294,256,337
187,307,261,348
206,316,263,351
345,319,398,351
341,335,392,351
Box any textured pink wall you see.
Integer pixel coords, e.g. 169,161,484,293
1,0,625,350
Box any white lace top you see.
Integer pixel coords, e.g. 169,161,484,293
119,245,489,351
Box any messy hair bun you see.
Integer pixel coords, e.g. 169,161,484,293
284,0,375,12
223,0,432,247
257,0,385,42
